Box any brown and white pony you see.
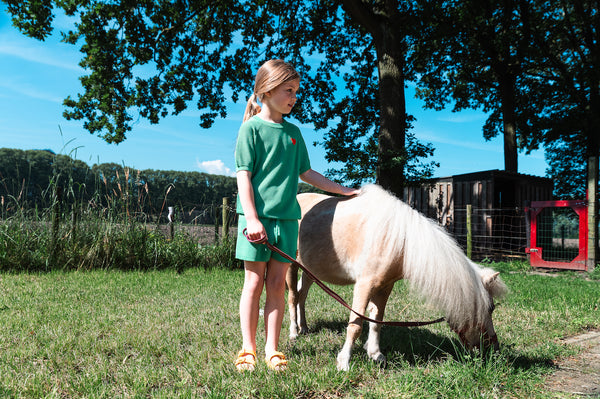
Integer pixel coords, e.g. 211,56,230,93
286,184,507,370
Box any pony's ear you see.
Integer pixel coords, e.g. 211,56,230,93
481,271,508,298
482,272,500,288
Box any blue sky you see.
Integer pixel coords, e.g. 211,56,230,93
0,7,548,181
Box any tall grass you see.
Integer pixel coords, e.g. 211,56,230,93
0,162,240,272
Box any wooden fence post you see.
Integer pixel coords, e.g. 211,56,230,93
214,204,219,243
222,197,230,239
524,200,531,262
587,155,597,271
466,204,473,259
50,185,62,264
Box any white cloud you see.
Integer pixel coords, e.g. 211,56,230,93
0,79,64,103
0,41,82,72
416,130,503,153
196,159,235,177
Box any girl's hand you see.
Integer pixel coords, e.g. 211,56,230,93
245,218,267,243
340,186,361,196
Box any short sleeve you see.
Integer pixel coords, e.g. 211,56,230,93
296,132,311,175
235,123,254,173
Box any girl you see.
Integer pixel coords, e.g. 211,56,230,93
235,59,359,371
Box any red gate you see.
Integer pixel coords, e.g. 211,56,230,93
526,200,588,271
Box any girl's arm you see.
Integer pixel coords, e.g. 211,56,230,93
300,169,360,196
236,170,266,241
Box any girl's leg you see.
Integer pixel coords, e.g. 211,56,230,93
263,258,291,356
239,260,267,353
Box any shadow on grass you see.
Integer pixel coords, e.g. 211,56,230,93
289,317,554,372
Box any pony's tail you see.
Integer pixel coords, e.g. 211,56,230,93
243,93,261,122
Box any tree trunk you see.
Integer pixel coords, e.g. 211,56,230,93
499,73,518,173
503,118,518,173
340,0,408,199
375,36,407,198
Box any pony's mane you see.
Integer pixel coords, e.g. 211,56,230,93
355,184,496,329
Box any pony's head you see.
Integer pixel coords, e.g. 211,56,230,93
449,268,507,351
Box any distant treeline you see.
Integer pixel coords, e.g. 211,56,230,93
0,148,316,221
0,148,237,216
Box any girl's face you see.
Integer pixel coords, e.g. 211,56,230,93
263,79,300,117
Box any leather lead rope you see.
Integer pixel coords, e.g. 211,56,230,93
243,229,445,327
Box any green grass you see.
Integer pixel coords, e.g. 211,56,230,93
0,262,599,398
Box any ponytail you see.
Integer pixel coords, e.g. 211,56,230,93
243,93,261,122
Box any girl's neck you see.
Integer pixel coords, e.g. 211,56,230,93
257,109,283,124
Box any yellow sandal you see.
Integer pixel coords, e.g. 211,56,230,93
235,349,256,372
265,351,288,371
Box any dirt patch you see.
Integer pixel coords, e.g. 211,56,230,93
545,330,600,397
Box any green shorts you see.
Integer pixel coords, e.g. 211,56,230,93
236,215,299,263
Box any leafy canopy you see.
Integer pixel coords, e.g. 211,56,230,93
3,0,437,187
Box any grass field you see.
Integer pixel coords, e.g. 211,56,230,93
0,262,599,398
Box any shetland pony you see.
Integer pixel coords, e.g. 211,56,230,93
286,184,507,371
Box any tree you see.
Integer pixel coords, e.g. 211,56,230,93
544,137,586,199
3,0,438,197
412,0,533,173
409,0,598,266
0,148,94,208
519,0,600,268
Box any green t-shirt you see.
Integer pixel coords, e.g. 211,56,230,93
235,116,311,220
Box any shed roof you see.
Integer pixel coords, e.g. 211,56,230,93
431,169,552,185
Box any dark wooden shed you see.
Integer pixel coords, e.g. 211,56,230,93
403,169,553,258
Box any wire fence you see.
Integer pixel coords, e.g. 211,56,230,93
131,200,592,264
165,202,534,260
451,207,529,261
157,202,239,245
532,206,581,262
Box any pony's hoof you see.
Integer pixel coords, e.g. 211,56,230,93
336,354,350,371
336,362,350,371
373,353,387,368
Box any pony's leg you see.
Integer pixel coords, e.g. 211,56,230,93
286,263,300,339
296,271,314,335
337,279,372,371
364,284,394,366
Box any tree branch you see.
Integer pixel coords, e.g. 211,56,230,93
340,0,380,37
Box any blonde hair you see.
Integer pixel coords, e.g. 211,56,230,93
243,59,300,122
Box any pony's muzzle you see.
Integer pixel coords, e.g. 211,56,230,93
454,327,499,352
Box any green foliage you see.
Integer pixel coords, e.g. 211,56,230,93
410,0,600,199
0,147,242,272
2,0,440,192
545,137,587,199
0,147,93,209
